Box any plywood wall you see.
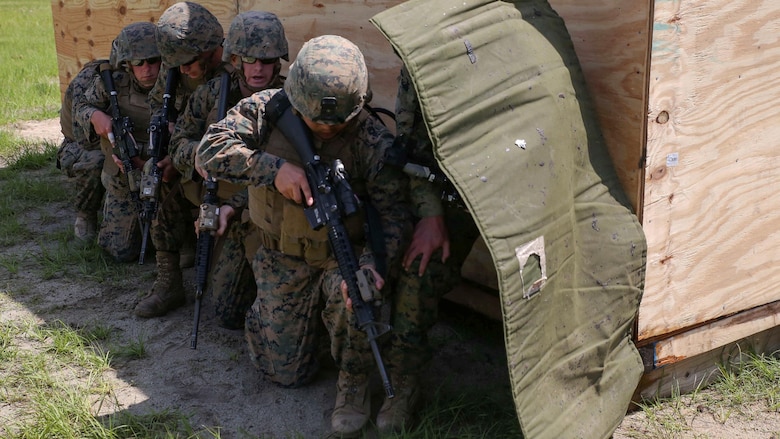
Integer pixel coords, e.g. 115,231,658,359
640,0,780,359
550,0,651,214
51,0,406,115
50,0,649,211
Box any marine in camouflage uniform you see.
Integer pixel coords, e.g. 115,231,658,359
134,1,226,318
72,22,162,262
170,11,289,329
57,59,107,242
376,64,481,432
197,35,409,438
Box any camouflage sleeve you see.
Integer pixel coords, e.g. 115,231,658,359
225,187,248,210
197,89,285,187
170,80,218,175
395,65,444,219
71,69,109,149
357,116,410,270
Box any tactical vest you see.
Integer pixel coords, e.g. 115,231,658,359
248,111,369,267
101,69,154,176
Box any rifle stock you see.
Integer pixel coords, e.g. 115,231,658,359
191,72,230,349
139,68,179,265
267,92,395,398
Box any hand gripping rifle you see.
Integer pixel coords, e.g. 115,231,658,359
266,91,395,398
139,68,179,265
99,63,142,206
190,72,230,349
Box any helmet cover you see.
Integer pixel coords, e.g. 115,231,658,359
155,2,224,67
222,11,288,63
284,35,369,125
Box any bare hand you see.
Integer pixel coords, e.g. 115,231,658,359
90,111,113,140
402,215,450,276
216,204,235,236
112,154,124,172
340,266,384,312
156,155,180,182
274,162,313,206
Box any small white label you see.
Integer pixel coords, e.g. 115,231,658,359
666,152,679,167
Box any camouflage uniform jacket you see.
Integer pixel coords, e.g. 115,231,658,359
72,66,154,175
62,59,106,148
395,65,444,219
197,88,410,270
170,67,283,209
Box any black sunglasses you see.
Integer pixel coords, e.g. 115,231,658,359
240,56,279,65
129,57,161,67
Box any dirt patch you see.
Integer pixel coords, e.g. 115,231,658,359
0,119,511,438
5,118,64,144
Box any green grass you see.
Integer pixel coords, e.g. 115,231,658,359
0,0,60,126
623,352,780,439
0,313,214,439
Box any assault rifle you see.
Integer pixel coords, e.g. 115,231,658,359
99,63,141,205
266,91,395,398
190,72,230,349
139,68,179,265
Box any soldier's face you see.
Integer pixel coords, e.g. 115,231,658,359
302,117,348,141
130,58,161,88
179,55,206,80
241,57,278,89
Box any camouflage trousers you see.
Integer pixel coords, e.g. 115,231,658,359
207,215,258,329
99,170,143,262
384,205,480,376
151,178,197,254
56,138,105,215
246,246,375,388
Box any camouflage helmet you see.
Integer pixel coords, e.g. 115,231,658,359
110,22,159,69
222,11,288,63
284,35,369,125
155,2,224,68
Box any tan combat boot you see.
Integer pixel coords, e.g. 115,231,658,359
376,374,420,433
134,251,186,317
331,370,371,438
74,211,97,242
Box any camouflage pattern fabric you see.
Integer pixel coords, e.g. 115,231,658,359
385,206,479,375
57,59,106,216
171,67,281,329
99,170,143,262
208,218,258,329
111,21,159,69
222,11,289,62
197,87,409,387
284,35,368,125
384,64,481,375
155,1,223,68
73,66,155,261
147,2,226,260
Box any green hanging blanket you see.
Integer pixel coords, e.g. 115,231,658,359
371,1,647,437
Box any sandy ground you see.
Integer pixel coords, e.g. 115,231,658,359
3,119,780,438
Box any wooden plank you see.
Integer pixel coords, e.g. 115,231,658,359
652,301,780,367
549,0,652,214
634,323,780,401
640,0,780,343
